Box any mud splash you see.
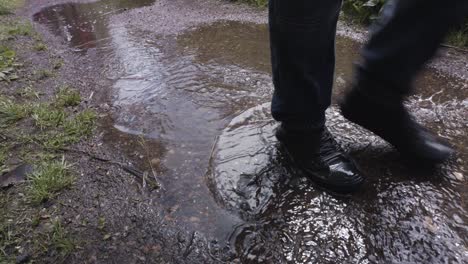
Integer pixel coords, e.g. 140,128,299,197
33,1,467,263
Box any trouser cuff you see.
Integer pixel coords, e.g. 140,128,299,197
353,64,407,108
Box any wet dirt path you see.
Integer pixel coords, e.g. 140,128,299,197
29,0,467,262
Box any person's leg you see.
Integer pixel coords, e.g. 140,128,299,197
269,0,365,193
269,0,342,130
341,0,468,162
360,0,468,96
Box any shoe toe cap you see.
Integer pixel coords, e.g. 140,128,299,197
327,161,365,192
422,140,454,161
409,133,455,162
332,162,364,181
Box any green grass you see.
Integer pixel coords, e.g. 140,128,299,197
0,45,19,81
446,28,468,48
32,219,76,259
36,132,72,150
240,0,267,7
38,132,79,150
63,110,96,137
8,22,32,36
35,69,54,80
17,86,40,99
27,158,74,204
50,220,75,256
0,9,85,261
37,109,96,150
33,42,47,51
0,0,23,15
1,86,91,131
55,86,81,107
32,105,66,129
0,96,30,126
1,215,76,262
0,144,8,164
0,93,96,151
0,92,95,202
0,142,10,162
4,22,32,36
0,22,33,42
0,143,10,174
0,196,14,262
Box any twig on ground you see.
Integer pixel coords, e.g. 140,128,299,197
440,43,468,53
59,147,161,189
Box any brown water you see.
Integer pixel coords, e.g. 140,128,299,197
33,1,467,263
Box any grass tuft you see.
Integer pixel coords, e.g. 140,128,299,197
6,22,32,36
0,96,30,126
0,0,22,15
38,109,96,150
64,110,96,137
0,143,10,173
0,45,20,81
0,198,15,262
55,86,81,107
17,85,40,99
35,69,54,80
50,220,75,256
31,104,66,129
239,0,267,7
33,42,47,51
38,132,71,150
446,28,468,48
27,157,74,204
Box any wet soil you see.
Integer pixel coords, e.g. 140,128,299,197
12,0,468,262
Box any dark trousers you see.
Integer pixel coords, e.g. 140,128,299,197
269,0,468,129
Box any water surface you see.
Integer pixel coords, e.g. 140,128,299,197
34,2,468,262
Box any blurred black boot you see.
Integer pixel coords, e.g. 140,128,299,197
340,74,454,163
339,0,465,164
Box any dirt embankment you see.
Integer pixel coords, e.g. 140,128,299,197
0,1,224,263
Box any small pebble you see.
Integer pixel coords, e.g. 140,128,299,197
453,172,464,181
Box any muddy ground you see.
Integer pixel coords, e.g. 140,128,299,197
1,0,467,263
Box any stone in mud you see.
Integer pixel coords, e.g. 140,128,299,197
0,164,33,188
15,253,31,264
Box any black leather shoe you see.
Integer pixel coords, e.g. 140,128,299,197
276,125,365,194
340,88,454,163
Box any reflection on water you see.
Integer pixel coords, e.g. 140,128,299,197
34,1,467,262
33,0,156,50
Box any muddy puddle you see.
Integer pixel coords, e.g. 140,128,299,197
33,0,467,262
